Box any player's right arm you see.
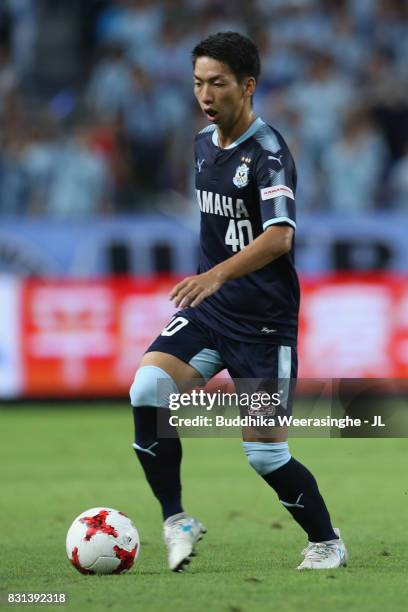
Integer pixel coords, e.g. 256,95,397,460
170,224,293,308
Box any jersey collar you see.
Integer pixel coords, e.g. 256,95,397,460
212,116,264,149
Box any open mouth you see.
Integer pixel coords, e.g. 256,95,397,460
204,108,219,122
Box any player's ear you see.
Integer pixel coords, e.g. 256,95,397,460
243,77,256,99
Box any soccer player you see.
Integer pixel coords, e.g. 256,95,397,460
130,31,347,572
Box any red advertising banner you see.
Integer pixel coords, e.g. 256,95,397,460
21,277,177,397
16,275,408,397
299,275,408,378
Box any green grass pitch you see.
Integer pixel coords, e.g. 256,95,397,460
1,404,408,612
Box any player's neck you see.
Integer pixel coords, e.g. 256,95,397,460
217,109,257,149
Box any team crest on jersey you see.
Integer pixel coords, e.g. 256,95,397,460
233,159,250,188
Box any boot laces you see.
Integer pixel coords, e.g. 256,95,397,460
302,542,336,561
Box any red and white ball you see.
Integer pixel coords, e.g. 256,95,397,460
66,507,140,574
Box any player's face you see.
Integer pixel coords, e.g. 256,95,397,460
194,57,253,128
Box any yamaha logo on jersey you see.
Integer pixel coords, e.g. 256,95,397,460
233,158,251,188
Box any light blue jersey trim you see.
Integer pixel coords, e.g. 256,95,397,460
253,123,281,154
199,124,217,135
263,217,296,230
212,117,265,149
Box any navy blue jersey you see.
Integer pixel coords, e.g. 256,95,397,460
193,117,300,346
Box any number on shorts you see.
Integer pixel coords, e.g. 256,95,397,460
161,316,189,336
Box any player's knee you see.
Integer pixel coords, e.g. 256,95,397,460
243,441,291,476
129,365,178,409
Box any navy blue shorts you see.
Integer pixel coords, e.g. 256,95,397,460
147,308,297,414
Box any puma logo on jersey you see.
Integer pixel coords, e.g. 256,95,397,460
268,154,283,166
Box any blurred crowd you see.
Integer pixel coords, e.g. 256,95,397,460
0,0,408,219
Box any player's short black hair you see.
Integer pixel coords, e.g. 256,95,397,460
192,31,261,83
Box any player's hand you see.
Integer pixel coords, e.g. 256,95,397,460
169,270,224,308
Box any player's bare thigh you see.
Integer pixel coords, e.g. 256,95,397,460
242,425,288,443
140,351,204,392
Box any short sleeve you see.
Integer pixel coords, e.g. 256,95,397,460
254,147,297,231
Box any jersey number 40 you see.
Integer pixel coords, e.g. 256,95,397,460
225,219,253,252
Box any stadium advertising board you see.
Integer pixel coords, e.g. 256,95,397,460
20,278,176,397
300,275,408,378
0,275,407,398
0,277,22,398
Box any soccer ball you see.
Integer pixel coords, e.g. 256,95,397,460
66,507,140,574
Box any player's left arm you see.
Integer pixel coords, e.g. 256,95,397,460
170,144,296,309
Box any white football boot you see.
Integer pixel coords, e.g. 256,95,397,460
163,512,206,572
297,528,348,570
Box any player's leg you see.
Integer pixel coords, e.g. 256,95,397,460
131,350,208,571
221,341,347,568
131,350,203,521
242,427,347,569
243,423,338,544
130,311,224,571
